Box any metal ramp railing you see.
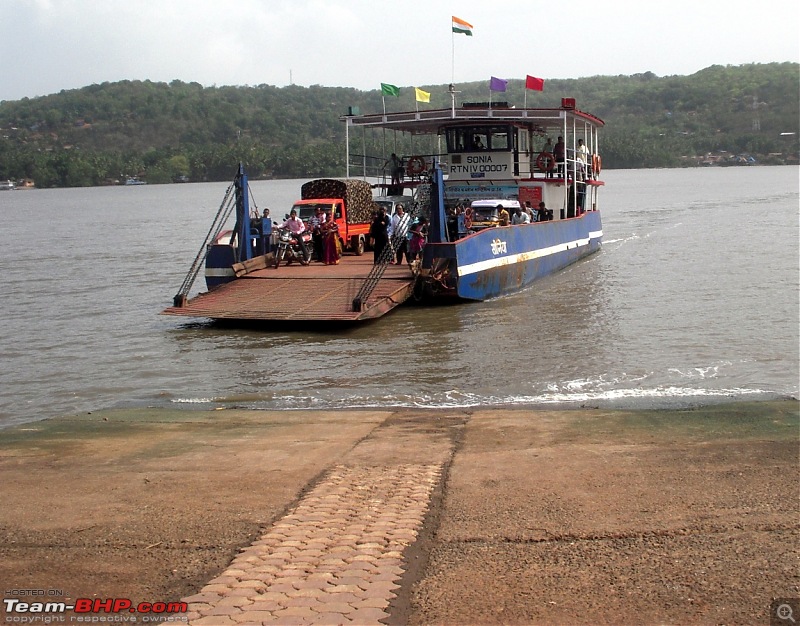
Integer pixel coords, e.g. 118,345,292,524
171,182,236,307
351,210,415,312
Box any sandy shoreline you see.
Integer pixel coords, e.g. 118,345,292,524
1,400,797,625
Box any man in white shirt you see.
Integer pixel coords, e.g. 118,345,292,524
511,205,530,225
391,204,410,264
577,138,589,163
577,138,589,180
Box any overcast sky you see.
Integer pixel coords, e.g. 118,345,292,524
2,0,798,102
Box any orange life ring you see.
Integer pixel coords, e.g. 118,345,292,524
536,152,555,172
406,156,426,176
463,207,473,229
592,154,602,175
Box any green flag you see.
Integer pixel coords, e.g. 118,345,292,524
381,83,400,97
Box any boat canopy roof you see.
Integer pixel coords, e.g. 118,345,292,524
342,105,605,136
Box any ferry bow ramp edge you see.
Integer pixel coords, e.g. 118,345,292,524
162,96,604,324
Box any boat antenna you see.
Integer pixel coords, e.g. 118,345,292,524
448,83,460,118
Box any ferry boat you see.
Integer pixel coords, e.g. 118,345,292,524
163,95,604,322
345,95,604,301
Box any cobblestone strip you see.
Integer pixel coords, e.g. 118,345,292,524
184,463,441,625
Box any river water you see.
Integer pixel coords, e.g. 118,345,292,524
0,166,797,428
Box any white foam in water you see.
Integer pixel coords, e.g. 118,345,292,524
167,360,780,413
199,386,774,413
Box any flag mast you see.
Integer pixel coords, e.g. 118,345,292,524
451,21,455,87
450,25,456,117
451,19,456,117
451,16,473,117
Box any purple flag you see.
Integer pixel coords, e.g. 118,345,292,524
489,76,508,92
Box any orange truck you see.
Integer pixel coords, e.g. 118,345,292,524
291,179,374,255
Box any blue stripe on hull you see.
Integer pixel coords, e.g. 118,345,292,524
428,211,602,301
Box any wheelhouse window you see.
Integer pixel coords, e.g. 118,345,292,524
446,125,512,153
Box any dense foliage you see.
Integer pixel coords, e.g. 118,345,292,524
0,63,796,187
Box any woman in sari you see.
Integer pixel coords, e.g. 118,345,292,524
408,217,428,263
321,216,341,265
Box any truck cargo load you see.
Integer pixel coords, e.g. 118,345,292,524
300,179,374,224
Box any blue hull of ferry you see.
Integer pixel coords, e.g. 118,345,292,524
423,210,602,300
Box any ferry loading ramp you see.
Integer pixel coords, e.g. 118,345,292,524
161,255,417,322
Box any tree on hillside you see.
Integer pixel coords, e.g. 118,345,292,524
0,64,797,186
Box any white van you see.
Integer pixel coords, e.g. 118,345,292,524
467,199,520,230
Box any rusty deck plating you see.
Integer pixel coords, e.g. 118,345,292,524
161,256,416,322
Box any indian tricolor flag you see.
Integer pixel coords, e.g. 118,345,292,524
452,16,473,36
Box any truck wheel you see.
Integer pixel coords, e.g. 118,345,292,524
354,235,365,256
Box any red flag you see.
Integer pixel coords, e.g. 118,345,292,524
525,75,544,91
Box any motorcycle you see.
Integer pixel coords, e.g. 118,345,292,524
273,228,312,267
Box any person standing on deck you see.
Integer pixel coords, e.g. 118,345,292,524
370,207,390,264
524,201,535,221
309,206,326,262
542,138,554,178
577,138,589,164
553,136,565,177
577,138,589,180
321,215,341,265
386,153,404,187
391,204,409,264
260,208,273,254
408,218,428,263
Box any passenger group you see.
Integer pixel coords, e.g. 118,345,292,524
539,135,592,179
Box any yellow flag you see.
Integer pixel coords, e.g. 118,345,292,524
415,87,431,103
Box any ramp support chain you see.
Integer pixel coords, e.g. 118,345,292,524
352,205,418,312
170,169,240,307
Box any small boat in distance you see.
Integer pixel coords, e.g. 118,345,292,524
0,179,15,191
125,177,147,185
164,93,605,323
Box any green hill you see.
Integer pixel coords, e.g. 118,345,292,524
0,63,797,187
